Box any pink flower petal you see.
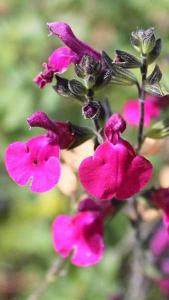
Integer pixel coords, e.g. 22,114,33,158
149,225,169,256
150,188,169,217
47,22,101,61
52,211,104,267
79,141,152,200
33,73,48,88
30,156,61,192
52,215,74,257
159,279,169,295
48,47,78,73
123,98,160,127
161,258,169,274
116,154,153,199
5,142,32,186
5,135,61,193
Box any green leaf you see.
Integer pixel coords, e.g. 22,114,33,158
146,118,169,139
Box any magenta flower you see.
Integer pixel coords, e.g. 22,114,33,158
5,135,60,192
52,199,104,267
34,22,101,88
34,47,78,88
47,22,101,61
150,188,169,235
150,188,169,217
79,114,153,200
149,224,169,256
123,96,160,127
161,258,169,274
159,279,169,296
5,111,78,193
27,111,75,149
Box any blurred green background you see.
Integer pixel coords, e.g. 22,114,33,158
1,0,169,299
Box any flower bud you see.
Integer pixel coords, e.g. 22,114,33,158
75,55,101,77
101,51,138,86
115,50,141,68
82,101,101,119
75,55,101,88
53,75,85,102
104,113,126,143
131,28,156,55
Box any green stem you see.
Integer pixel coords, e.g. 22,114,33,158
137,55,147,153
28,258,66,300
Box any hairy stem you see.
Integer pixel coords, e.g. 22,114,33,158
28,258,66,300
137,56,147,152
125,57,149,300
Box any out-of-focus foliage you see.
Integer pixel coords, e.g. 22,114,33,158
1,0,169,299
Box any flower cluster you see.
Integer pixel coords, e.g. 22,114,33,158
5,22,158,268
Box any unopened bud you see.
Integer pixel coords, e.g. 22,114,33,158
131,28,156,55
82,101,101,119
80,55,101,75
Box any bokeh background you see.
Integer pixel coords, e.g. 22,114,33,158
1,1,169,299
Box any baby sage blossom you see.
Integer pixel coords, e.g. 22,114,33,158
79,113,153,200
5,112,75,193
47,22,101,61
150,188,169,234
34,47,78,88
123,95,160,127
5,135,61,193
5,112,94,192
34,22,101,88
150,224,169,257
52,198,105,267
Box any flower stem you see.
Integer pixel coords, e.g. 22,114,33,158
125,56,149,300
27,257,66,300
137,56,147,152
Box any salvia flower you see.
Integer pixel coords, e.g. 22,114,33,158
27,111,75,149
150,187,169,235
34,22,101,88
158,279,169,296
52,198,104,267
123,95,160,127
79,114,153,200
34,47,78,88
5,112,94,192
5,112,75,192
149,224,169,256
161,258,169,275
5,135,60,193
150,188,169,217
47,22,101,61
